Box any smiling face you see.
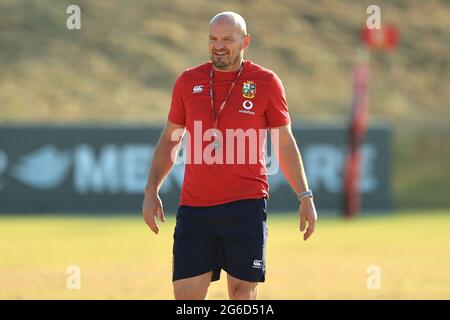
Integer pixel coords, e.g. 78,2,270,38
208,13,250,72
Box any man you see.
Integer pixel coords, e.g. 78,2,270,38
142,11,317,300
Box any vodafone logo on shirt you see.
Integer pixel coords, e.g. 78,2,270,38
239,80,256,114
236,79,256,114
243,100,253,110
239,100,255,115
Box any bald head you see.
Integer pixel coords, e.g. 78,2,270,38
208,11,250,71
209,11,247,36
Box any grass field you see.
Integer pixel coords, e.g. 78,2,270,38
0,210,449,300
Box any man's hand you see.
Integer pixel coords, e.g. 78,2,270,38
142,191,165,234
299,197,317,241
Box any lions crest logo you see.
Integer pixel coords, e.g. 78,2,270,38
242,81,256,99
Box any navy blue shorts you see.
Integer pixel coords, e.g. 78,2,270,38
172,198,268,283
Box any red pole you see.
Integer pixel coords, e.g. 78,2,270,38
343,48,370,218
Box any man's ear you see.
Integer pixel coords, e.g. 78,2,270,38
243,34,251,50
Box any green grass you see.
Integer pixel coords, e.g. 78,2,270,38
1,210,449,299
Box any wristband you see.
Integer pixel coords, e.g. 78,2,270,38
297,189,313,202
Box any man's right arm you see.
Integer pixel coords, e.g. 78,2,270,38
142,120,185,234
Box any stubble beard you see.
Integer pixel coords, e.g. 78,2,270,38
211,52,242,71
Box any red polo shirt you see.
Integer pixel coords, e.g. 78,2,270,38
168,60,290,206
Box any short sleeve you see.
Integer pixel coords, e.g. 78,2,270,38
168,73,186,125
265,74,291,128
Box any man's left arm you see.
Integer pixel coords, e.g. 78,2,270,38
271,124,317,241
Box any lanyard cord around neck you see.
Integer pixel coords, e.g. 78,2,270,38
209,61,245,132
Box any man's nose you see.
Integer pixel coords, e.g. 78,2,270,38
214,40,225,50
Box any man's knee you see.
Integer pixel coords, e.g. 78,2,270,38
228,276,258,300
230,287,257,300
174,283,207,300
173,272,212,300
